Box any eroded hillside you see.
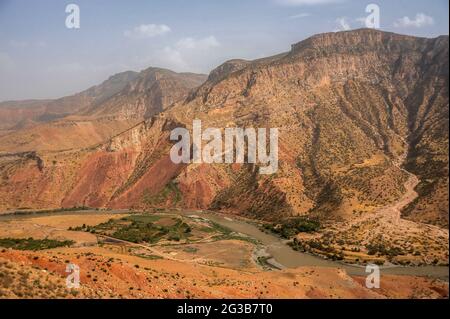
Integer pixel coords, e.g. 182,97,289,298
0,68,206,152
0,29,448,265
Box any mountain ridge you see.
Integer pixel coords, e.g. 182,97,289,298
0,29,448,266
0,67,207,151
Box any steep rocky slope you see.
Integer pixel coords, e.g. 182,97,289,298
0,100,51,134
0,71,139,131
0,69,206,152
81,68,206,119
0,29,448,265
172,29,448,225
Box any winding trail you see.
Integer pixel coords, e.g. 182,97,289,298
176,210,449,280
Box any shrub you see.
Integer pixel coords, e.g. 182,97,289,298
0,238,74,251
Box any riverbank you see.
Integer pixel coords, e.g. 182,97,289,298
176,210,449,281
1,208,448,281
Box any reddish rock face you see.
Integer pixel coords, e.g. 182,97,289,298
61,150,139,208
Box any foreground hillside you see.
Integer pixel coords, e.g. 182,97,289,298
2,249,447,299
0,29,448,266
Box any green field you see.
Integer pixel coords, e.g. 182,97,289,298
0,238,74,251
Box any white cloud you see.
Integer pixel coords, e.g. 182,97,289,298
0,52,14,71
355,17,366,26
36,41,47,48
334,17,351,31
9,40,47,49
124,24,171,39
159,47,190,71
46,62,84,74
176,36,220,50
145,36,221,73
9,40,28,48
394,13,434,28
275,0,343,6
288,13,312,19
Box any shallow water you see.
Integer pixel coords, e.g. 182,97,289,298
179,210,449,281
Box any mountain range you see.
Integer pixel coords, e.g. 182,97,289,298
0,29,448,265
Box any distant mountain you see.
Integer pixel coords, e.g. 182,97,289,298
0,29,447,265
0,68,207,151
0,71,139,130
80,67,207,119
0,100,49,133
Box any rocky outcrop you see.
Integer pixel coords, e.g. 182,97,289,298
82,68,207,120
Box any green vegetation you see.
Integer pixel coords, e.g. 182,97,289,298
289,239,344,261
0,238,74,251
263,217,320,239
126,215,162,224
365,243,405,258
214,233,259,245
143,181,182,206
199,220,258,243
10,206,92,216
69,213,258,246
183,247,199,253
81,214,192,244
205,221,232,235
256,256,272,268
133,253,164,260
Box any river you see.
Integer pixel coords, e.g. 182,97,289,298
178,210,449,281
0,209,448,281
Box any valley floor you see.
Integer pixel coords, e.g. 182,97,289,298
0,210,448,299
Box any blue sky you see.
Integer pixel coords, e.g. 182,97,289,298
0,0,448,101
